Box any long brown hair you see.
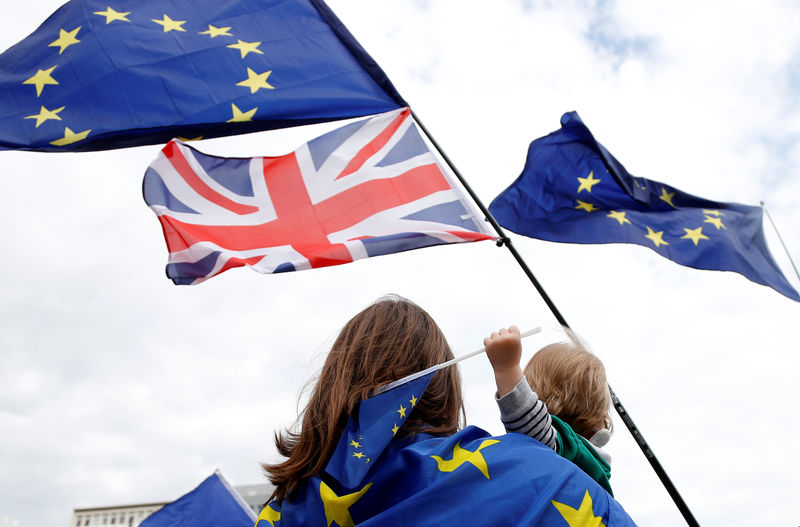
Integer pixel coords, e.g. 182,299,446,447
523,329,612,439
263,294,464,503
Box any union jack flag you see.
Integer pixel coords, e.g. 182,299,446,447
143,108,495,284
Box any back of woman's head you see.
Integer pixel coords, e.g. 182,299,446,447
523,330,612,439
264,294,463,503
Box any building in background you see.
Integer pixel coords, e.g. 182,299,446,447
69,484,270,527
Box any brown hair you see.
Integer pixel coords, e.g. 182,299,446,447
523,329,612,438
263,294,464,503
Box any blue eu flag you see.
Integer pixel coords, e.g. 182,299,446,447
489,112,800,302
260,426,638,526
141,471,255,527
0,0,406,152
324,371,436,490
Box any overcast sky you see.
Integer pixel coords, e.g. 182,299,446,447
2,1,800,526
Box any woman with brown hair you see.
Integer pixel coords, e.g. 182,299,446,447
258,295,636,526
264,293,464,503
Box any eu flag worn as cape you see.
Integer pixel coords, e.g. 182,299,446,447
325,371,436,490
489,112,800,302
0,0,405,152
143,108,494,285
257,426,637,527
141,471,255,527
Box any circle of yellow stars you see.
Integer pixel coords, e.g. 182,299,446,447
570,169,727,250
21,5,274,147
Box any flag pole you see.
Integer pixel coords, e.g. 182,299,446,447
761,202,800,284
410,108,700,527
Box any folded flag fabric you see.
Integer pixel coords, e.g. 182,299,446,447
258,426,638,526
489,111,800,302
0,0,405,151
324,371,436,489
143,108,495,284
141,471,255,527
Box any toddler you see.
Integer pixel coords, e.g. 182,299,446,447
485,325,614,494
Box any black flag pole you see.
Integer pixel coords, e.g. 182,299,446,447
411,108,700,527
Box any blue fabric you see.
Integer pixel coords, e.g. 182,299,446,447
0,0,405,151
261,426,637,526
489,111,800,302
325,372,436,489
141,472,254,527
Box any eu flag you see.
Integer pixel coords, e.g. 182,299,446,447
141,471,255,527
324,371,436,490
260,426,637,526
0,0,406,152
489,112,800,302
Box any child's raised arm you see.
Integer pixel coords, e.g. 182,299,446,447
484,326,524,397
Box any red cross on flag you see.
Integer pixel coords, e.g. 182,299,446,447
143,108,495,284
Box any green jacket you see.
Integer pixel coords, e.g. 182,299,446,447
551,415,613,495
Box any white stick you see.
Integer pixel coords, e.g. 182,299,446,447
371,327,542,396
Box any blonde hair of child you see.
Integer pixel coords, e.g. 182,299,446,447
523,329,613,438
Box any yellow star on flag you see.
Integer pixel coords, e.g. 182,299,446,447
704,215,726,230
644,226,669,247
226,103,257,123
227,40,264,59
236,68,274,93
659,187,676,208
24,105,65,127
320,481,372,527
606,210,631,226
152,14,186,32
48,27,81,54
702,209,724,216
177,135,204,141
577,171,601,193
396,405,407,418
349,440,360,448
352,451,364,459
681,227,709,246
430,439,500,479
199,25,233,38
23,66,58,97
255,504,281,527
391,423,399,435
50,127,91,146
93,7,130,24
409,394,418,407
575,200,598,212
552,490,606,527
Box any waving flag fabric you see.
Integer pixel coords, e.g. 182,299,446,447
325,371,436,489
258,426,638,526
489,112,800,302
0,0,405,152
143,108,494,284
141,471,255,527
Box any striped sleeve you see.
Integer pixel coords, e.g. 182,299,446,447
495,377,557,450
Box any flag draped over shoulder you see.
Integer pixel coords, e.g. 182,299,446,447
0,0,406,152
258,426,637,527
143,108,494,284
489,112,800,302
141,471,255,527
325,371,436,490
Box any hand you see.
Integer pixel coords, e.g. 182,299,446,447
484,326,523,397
